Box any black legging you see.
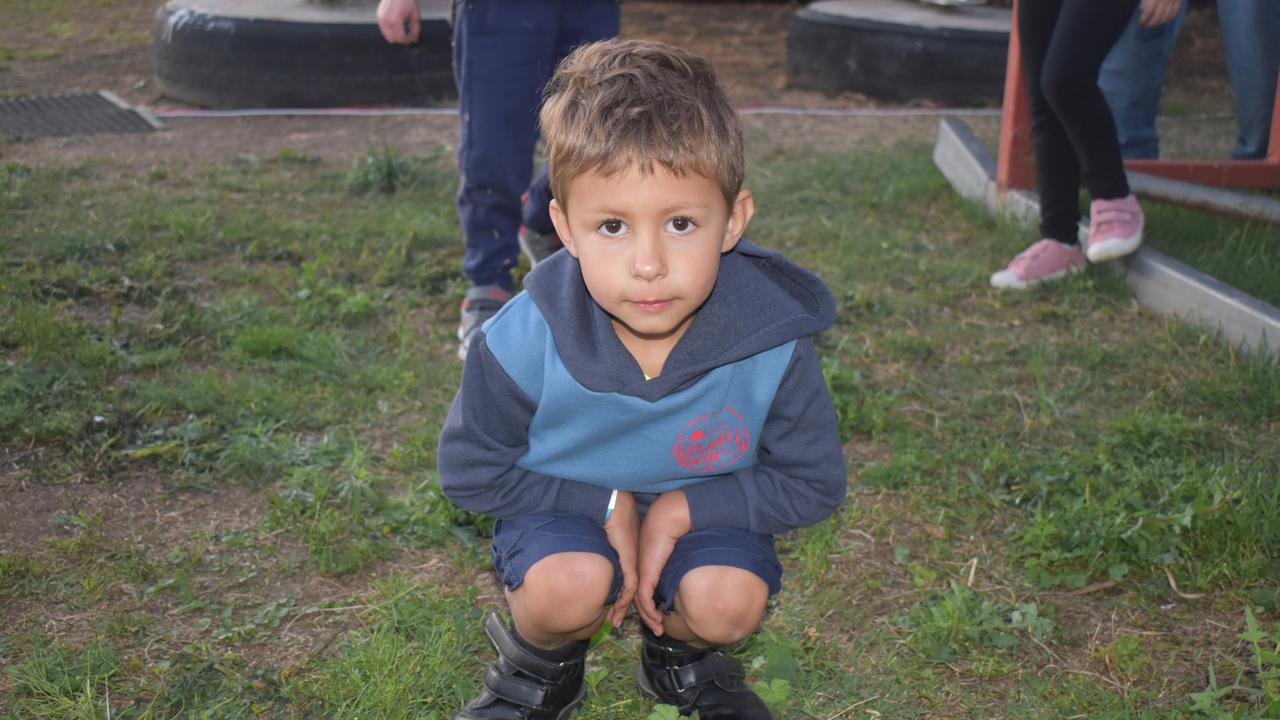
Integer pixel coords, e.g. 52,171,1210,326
1018,0,1139,245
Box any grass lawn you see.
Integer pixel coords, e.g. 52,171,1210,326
3,139,1279,719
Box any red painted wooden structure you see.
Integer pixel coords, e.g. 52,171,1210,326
996,0,1280,192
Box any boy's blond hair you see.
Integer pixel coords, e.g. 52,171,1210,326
539,38,744,208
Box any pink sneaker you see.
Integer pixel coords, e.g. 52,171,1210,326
1086,194,1143,263
990,239,1087,289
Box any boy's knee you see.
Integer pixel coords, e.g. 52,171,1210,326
675,566,768,646
511,552,613,635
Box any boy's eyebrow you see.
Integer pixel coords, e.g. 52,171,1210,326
578,202,714,215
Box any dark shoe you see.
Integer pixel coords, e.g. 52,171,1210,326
456,613,587,720
636,627,772,719
517,225,563,267
457,285,511,361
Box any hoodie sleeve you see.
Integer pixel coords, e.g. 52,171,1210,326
681,337,847,535
437,330,614,521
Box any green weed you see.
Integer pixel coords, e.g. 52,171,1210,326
5,639,119,719
273,148,320,165
345,144,449,196
894,581,1054,664
0,553,51,598
1189,607,1280,718
145,640,283,717
1095,634,1154,685
822,354,900,441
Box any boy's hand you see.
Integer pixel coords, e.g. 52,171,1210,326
376,0,420,43
635,490,691,636
603,490,639,628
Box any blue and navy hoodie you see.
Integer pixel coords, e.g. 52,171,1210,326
437,239,847,535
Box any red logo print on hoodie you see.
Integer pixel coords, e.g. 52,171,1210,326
671,406,750,473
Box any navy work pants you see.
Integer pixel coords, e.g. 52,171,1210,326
453,0,620,291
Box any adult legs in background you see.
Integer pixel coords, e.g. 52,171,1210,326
1217,0,1280,159
1098,2,1187,159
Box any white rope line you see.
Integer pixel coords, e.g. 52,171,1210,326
150,105,1003,119
148,105,1234,121
151,106,457,118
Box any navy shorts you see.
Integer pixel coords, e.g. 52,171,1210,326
491,511,782,611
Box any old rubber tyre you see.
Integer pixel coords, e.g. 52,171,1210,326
787,0,1011,106
152,0,455,108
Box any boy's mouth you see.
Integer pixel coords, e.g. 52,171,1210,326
630,299,673,312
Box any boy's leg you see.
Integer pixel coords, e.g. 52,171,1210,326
458,512,621,720
637,527,781,720
660,566,769,647
507,551,615,647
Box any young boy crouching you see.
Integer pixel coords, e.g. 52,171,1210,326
438,38,847,719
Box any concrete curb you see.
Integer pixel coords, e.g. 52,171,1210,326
933,117,1279,360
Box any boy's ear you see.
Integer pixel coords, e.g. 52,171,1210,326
549,199,579,258
721,189,755,253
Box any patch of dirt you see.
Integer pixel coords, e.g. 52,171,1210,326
1039,585,1253,702
0,0,158,104
0,459,262,555
2,113,463,172
0,450,461,696
623,1,873,109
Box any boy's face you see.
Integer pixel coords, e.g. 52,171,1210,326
550,165,754,362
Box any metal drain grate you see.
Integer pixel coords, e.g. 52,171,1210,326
0,91,162,139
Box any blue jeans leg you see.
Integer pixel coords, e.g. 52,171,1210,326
1098,2,1186,159
1218,0,1280,159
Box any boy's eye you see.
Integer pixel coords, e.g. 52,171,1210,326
599,219,627,237
666,216,696,234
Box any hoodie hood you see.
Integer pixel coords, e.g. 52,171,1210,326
523,239,835,402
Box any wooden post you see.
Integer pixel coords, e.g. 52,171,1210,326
995,0,1034,192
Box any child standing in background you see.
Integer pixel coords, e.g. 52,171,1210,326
991,0,1155,290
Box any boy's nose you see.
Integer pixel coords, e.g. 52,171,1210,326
631,231,666,280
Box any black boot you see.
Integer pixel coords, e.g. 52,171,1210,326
456,612,588,720
636,626,773,720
